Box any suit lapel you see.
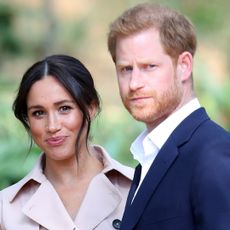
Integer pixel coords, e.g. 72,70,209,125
121,108,210,229
125,164,142,207
121,139,179,229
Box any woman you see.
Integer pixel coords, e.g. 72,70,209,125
0,55,133,230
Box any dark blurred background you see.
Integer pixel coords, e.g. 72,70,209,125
0,0,230,189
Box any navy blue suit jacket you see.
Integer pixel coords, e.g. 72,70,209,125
121,108,230,230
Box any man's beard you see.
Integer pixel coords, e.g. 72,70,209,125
121,76,183,128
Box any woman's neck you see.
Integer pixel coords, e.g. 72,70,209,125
43,145,104,219
44,148,103,187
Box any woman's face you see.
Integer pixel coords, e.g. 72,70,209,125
26,76,86,162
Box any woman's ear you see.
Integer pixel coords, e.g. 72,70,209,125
176,51,193,82
88,101,98,120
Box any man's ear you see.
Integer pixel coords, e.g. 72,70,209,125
176,51,193,82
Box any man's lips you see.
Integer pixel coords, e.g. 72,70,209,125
129,96,152,102
46,136,66,146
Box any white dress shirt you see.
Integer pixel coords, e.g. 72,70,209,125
131,98,201,199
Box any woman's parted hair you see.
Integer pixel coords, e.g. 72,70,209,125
13,54,101,153
107,3,197,63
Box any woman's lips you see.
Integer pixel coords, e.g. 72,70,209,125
46,136,66,146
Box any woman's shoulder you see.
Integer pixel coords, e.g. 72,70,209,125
0,155,46,203
110,158,134,180
92,144,134,180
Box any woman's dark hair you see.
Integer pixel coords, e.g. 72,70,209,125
13,54,101,155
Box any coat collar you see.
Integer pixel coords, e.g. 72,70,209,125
22,180,75,230
7,145,133,203
5,145,133,229
76,145,133,229
21,173,124,230
121,108,210,229
7,154,46,203
93,144,133,180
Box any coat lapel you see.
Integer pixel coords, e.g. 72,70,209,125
121,108,210,229
23,180,75,230
75,173,122,230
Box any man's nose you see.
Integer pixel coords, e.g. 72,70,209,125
129,67,144,91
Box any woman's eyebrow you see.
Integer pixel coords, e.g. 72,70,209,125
27,100,75,111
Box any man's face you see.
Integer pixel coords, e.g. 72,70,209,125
115,28,184,130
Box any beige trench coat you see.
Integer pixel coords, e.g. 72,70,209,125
0,145,133,230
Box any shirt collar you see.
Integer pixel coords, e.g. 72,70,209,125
131,98,201,165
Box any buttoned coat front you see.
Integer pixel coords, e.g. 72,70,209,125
0,145,133,230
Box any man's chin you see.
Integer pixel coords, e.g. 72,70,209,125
130,112,148,122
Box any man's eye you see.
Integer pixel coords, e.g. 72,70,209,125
123,66,133,72
147,64,157,70
119,66,133,74
149,64,156,68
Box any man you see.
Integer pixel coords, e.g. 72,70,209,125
107,3,230,230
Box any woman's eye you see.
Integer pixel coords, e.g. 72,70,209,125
59,106,72,112
32,110,44,117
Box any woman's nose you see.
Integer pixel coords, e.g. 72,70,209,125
46,113,61,133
